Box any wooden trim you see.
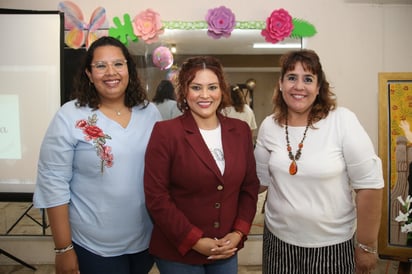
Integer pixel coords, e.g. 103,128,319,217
378,72,412,261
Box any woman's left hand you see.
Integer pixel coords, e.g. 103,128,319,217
207,231,242,260
354,247,377,274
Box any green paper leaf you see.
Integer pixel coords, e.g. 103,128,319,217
108,14,138,45
291,18,317,39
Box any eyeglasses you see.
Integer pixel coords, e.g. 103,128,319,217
91,60,128,73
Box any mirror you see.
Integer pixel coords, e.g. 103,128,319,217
128,29,302,133
128,29,302,55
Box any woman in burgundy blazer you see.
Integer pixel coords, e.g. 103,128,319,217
144,56,259,273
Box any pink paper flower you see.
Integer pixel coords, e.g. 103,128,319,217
261,9,294,44
132,9,164,44
206,6,236,39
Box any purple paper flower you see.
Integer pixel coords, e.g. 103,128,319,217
205,6,236,39
261,8,294,44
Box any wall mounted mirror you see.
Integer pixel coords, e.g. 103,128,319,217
128,29,302,55
128,29,303,134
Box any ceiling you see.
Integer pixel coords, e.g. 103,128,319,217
127,29,303,56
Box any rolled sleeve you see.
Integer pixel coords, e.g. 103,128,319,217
340,108,384,190
348,156,384,189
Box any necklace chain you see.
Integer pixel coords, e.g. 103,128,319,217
99,104,127,116
285,118,310,175
114,107,127,116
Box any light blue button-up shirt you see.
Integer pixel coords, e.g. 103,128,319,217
34,100,161,256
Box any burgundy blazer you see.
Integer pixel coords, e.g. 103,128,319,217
144,111,259,264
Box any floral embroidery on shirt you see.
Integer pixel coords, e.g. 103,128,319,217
76,114,113,173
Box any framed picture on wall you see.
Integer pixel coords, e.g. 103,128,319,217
378,72,412,261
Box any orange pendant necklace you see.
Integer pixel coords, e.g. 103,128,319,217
285,119,310,175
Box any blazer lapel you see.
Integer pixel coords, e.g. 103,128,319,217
220,115,238,179
181,112,224,182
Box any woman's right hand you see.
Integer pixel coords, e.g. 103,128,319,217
192,237,237,260
55,249,80,274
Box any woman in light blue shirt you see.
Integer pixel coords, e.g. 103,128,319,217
33,37,161,274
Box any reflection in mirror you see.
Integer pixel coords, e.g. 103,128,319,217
130,29,302,130
128,29,302,55
130,29,302,125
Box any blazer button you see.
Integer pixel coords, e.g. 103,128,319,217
213,221,220,228
214,202,221,208
217,185,224,191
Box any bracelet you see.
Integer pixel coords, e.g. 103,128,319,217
54,243,74,254
356,242,377,254
233,230,243,238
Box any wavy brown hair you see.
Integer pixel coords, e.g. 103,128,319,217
175,56,231,113
71,36,148,109
272,49,336,126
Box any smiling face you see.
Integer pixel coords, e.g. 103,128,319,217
85,45,129,104
186,69,222,129
279,61,319,121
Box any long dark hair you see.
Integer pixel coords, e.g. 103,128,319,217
152,80,176,103
175,56,231,113
272,49,336,126
72,36,148,109
230,85,245,112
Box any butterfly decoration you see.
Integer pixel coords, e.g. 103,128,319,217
58,1,109,49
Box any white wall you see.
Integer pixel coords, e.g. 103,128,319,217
1,0,411,149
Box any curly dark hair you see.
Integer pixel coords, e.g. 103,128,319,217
272,49,336,126
71,36,148,109
152,80,176,103
175,56,231,113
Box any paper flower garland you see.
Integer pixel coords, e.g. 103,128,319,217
205,6,236,39
59,1,317,49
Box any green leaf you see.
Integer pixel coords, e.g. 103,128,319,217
291,18,317,39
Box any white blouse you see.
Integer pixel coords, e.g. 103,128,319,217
254,107,384,247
